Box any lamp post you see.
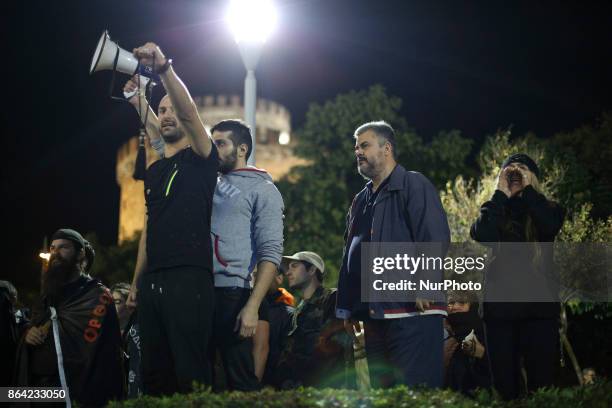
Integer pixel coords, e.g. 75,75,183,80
227,0,277,166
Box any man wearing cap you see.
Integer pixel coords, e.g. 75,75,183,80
275,251,351,389
337,121,451,388
14,228,124,406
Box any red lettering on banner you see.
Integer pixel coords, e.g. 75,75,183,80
84,327,98,343
93,305,106,317
83,289,111,343
88,319,102,329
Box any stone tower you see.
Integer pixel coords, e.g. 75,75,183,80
116,95,306,243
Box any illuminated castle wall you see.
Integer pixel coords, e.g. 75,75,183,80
116,95,306,242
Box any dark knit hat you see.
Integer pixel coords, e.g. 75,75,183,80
502,153,540,178
51,228,86,250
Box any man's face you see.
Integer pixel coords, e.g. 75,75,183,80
112,291,130,329
49,239,77,265
355,130,387,179
158,96,184,144
43,239,80,303
284,261,310,290
212,130,238,174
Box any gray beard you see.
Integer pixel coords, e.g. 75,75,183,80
358,163,377,180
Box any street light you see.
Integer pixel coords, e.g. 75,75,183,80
226,0,277,165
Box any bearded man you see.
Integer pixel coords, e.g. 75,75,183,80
14,228,124,407
336,121,451,388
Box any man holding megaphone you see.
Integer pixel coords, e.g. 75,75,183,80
125,42,219,396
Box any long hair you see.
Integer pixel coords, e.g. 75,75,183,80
500,173,544,268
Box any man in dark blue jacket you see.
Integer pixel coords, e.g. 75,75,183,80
336,121,450,388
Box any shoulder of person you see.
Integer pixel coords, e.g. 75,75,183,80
183,144,219,164
401,169,435,190
251,176,282,195
321,288,338,307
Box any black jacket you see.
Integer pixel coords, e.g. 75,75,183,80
336,164,451,319
470,186,565,319
14,275,125,406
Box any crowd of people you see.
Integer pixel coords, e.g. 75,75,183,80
0,41,593,406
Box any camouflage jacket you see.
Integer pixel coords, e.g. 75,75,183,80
277,287,353,388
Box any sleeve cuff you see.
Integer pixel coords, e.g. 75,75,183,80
258,255,282,267
335,308,351,319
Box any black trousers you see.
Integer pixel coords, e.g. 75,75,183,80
484,318,558,400
138,267,214,396
210,287,261,391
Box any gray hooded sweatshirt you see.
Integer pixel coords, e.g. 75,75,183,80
211,167,284,288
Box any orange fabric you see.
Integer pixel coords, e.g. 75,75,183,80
275,287,295,307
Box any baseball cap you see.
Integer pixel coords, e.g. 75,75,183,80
282,251,325,274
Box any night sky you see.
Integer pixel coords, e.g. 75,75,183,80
3,0,611,288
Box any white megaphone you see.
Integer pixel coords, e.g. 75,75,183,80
90,30,158,79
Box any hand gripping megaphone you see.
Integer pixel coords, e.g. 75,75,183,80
90,30,157,100
90,30,159,78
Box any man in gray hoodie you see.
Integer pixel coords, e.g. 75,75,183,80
209,119,284,391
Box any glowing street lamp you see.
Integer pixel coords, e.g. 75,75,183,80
226,0,277,165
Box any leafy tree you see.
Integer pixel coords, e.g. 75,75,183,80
84,233,139,288
551,112,612,219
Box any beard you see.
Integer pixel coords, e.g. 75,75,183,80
160,125,184,144
219,146,238,174
42,253,79,306
357,157,379,179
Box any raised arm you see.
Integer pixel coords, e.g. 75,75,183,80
123,76,165,159
133,43,213,158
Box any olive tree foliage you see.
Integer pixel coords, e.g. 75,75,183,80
441,129,611,243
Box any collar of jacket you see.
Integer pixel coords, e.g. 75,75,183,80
304,286,325,303
365,164,406,194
